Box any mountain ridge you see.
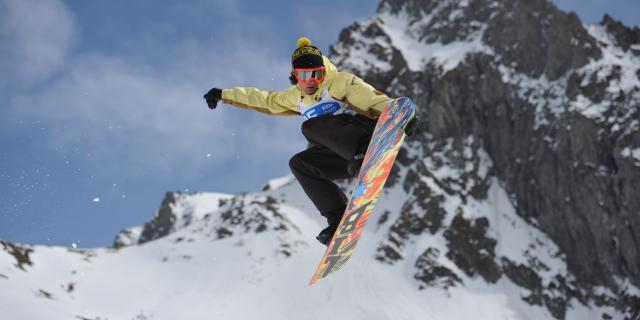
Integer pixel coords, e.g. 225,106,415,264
329,0,639,292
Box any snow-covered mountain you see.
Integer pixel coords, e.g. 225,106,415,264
2,0,639,319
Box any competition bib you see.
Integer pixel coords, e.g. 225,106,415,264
298,88,356,121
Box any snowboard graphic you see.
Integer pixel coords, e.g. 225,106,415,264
309,97,416,285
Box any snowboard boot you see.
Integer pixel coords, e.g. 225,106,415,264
316,206,346,246
347,154,365,177
347,139,369,177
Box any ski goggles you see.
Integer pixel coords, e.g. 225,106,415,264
293,66,326,84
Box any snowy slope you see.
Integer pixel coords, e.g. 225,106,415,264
0,173,631,320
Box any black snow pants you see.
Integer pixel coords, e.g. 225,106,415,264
288,113,376,222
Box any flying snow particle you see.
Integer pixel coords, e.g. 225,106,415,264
72,243,77,248
92,197,100,203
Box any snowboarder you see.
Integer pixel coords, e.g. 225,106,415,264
203,37,417,245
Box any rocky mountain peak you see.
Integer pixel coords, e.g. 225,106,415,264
334,0,603,83
330,0,639,317
600,14,640,52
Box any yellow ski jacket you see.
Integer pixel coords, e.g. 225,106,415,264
221,56,392,119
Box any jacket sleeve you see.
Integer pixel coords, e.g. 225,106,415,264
221,87,300,116
331,72,393,119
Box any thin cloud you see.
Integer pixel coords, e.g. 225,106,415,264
5,0,306,179
0,0,76,87
10,47,303,177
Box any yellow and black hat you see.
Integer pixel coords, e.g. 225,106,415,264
291,37,323,69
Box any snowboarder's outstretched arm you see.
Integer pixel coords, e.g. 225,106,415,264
204,86,300,116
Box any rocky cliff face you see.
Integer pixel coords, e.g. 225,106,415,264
331,0,639,317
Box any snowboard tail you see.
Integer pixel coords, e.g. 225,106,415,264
309,97,416,285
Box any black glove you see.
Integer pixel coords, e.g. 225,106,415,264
405,116,419,137
203,88,223,109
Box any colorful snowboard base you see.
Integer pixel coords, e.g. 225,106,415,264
309,97,416,285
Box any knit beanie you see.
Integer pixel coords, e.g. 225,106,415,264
291,37,324,69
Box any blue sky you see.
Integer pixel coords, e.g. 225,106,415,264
1,0,638,248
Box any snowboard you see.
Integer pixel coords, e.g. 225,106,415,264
309,97,416,285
